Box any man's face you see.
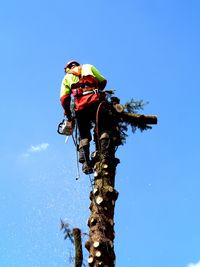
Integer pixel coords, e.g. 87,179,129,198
65,64,76,73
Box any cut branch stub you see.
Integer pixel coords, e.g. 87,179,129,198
122,112,158,125
88,216,97,227
96,196,104,205
107,186,114,193
113,103,124,113
93,187,99,196
88,255,94,264
102,163,109,169
95,251,102,258
109,219,114,226
93,241,100,248
94,171,100,178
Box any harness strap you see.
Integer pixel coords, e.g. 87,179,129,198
72,87,99,97
69,66,100,97
82,89,99,95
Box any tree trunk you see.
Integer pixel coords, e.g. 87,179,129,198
85,154,119,267
122,112,157,125
85,109,157,266
73,228,83,267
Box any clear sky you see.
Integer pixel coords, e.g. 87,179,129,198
0,0,200,266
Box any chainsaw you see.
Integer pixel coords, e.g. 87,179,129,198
57,119,75,136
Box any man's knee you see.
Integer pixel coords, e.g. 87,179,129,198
79,138,89,149
100,131,110,140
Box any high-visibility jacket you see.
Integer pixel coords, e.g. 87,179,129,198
60,64,107,119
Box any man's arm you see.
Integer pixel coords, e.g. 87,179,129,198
91,65,107,90
60,77,72,120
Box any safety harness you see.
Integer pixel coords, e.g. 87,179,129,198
68,66,100,98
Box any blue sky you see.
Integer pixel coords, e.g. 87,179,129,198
0,0,200,266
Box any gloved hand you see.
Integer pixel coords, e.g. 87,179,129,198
59,119,74,136
65,119,74,135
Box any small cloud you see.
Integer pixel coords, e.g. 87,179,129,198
29,143,49,153
187,260,200,267
20,143,50,158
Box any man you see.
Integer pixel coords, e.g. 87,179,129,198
60,60,115,174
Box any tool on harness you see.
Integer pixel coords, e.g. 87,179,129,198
82,88,99,95
72,87,99,97
57,119,75,136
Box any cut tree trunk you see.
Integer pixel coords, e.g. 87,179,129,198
73,228,83,267
85,155,119,267
85,110,157,266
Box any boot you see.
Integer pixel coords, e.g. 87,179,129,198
82,160,93,175
100,137,115,163
78,142,93,174
78,139,90,163
79,145,89,163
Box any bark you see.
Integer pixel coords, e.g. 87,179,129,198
86,155,119,267
122,112,158,125
85,109,157,266
73,228,83,267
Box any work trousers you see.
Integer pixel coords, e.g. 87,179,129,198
75,101,113,145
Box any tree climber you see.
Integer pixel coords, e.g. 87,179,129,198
60,60,115,174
